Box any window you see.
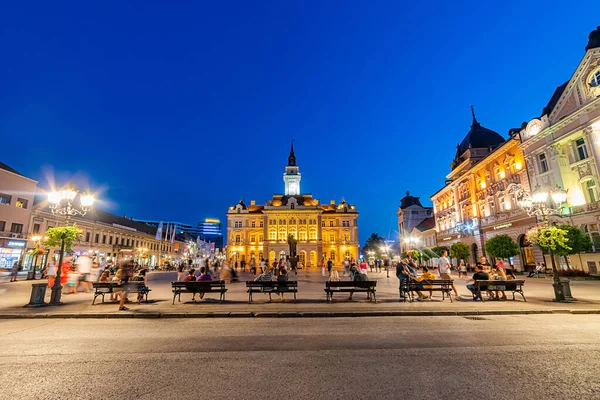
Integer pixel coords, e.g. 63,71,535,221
0,193,11,205
259,221,264,227
102,235,107,244
538,153,549,173
329,251,336,261
576,138,589,161
343,233,349,241
33,223,40,234
269,231,276,240
109,236,113,245
290,219,296,225
95,234,99,243
309,229,317,240
299,231,307,241
15,198,28,209
585,180,599,203
321,221,325,227
85,232,91,242
1,220,7,231
329,221,334,227
329,234,335,243
290,204,295,209
10,223,23,234
250,235,256,242
591,69,600,87
251,221,255,228
259,234,263,242
235,235,241,243
279,219,285,225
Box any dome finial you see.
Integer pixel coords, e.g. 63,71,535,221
471,105,480,128
586,26,600,51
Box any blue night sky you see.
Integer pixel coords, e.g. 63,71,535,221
1,1,598,243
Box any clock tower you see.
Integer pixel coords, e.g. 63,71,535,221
284,140,301,195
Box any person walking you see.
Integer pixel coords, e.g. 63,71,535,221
437,250,459,297
326,258,333,277
118,262,134,311
458,260,467,278
9,262,19,282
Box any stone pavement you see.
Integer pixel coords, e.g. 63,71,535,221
1,267,600,318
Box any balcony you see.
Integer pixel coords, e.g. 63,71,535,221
571,200,600,214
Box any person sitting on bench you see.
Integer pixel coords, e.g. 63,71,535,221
528,263,543,278
466,264,489,300
277,266,289,301
195,267,212,300
411,266,436,301
348,268,371,301
254,267,275,301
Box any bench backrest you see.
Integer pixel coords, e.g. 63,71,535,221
172,280,225,289
408,279,453,286
93,281,147,289
246,280,298,288
326,281,376,289
475,279,525,287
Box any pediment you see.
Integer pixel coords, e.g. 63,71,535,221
549,49,600,124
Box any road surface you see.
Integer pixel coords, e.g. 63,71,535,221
0,315,599,399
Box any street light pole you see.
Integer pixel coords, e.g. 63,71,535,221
518,184,568,302
47,184,95,306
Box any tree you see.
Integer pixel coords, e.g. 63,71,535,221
431,246,449,257
43,225,82,252
526,226,571,253
554,224,592,269
422,248,437,260
450,242,470,262
485,234,519,261
362,233,386,257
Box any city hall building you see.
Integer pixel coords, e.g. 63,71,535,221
226,143,359,267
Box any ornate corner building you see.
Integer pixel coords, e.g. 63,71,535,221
226,143,359,267
430,108,538,271
519,26,600,274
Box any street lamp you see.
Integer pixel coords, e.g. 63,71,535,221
47,184,95,305
518,184,569,301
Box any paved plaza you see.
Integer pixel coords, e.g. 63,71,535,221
1,268,600,317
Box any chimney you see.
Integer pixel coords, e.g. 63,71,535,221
250,200,256,205
330,200,335,205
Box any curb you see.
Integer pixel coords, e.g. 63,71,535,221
0,309,599,319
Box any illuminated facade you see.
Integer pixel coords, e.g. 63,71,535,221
397,191,433,254
226,144,359,267
431,110,538,271
520,26,600,273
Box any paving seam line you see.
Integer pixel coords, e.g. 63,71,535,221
0,309,599,319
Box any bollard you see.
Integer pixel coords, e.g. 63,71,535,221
27,283,47,307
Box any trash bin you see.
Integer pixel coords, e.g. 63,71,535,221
26,270,36,280
28,283,47,306
560,279,573,298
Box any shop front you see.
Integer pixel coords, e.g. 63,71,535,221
0,239,27,269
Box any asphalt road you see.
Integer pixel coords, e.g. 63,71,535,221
0,315,599,400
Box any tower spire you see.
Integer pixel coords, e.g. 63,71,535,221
288,139,296,166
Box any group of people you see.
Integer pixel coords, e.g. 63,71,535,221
253,263,290,301
393,250,519,302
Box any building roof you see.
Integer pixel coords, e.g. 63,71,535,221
414,217,436,232
541,81,568,117
399,191,423,209
0,161,26,177
452,107,505,169
586,26,600,51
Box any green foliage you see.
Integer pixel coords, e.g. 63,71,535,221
408,249,421,262
422,248,437,259
362,233,386,257
526,226,571,253
43,225,82,252
485,234,519,259
450,242,470,261
553,225,592,256
431,246,449,257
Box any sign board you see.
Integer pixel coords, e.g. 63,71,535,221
7,240,26,248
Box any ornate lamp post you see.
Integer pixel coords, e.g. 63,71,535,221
47,184,95,305
518,184,569,301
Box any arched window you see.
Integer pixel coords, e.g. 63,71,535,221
584,179,599,203
583,224,600,251
329,251,336,261
591,69,600,87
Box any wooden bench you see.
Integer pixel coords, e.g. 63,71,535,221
324,281,377,303
92,281,151,305
171,281,227,304
473,279,526,302
404,279,454,303
246,281,298,303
